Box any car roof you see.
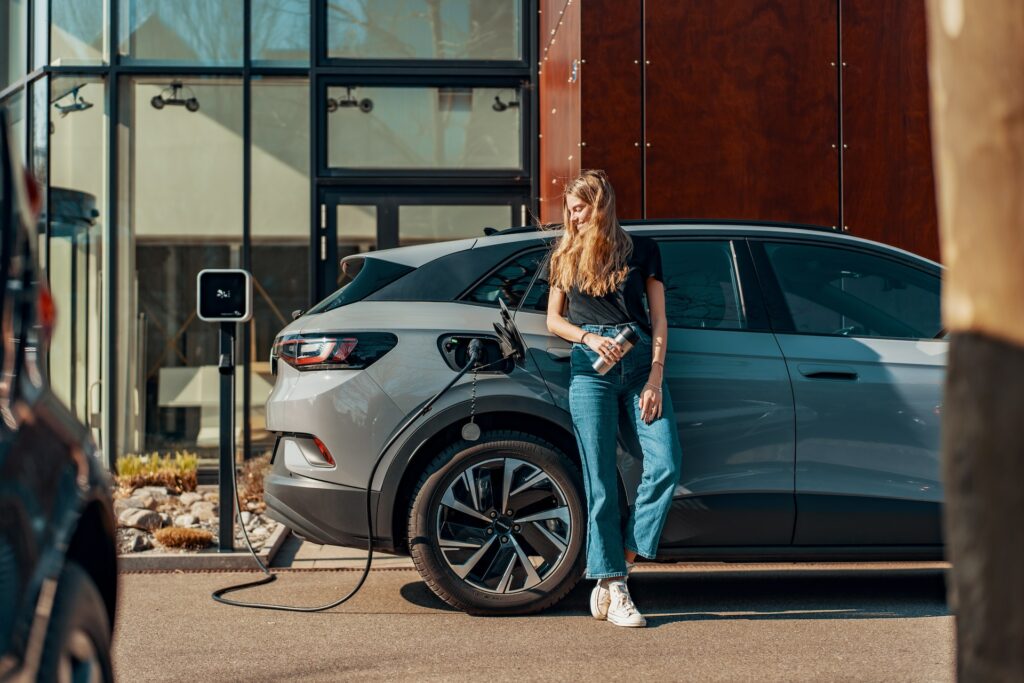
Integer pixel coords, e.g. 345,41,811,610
359,219,941,270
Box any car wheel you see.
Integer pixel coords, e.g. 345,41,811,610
408,430,585,615
37,561,113,683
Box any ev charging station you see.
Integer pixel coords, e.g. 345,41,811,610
196,269,253,552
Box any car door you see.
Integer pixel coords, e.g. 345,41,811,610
750,238,945,547
518,234,797,548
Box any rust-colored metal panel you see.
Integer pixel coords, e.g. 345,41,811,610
842,0,939,261
581,0,643,219
538,0,580,223
644,1,840,226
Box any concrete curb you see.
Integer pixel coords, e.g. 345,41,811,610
118,524,290,572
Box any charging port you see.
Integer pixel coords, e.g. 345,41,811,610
438,335,514,374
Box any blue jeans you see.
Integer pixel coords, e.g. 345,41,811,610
569,322,683,579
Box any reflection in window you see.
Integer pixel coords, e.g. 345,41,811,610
327,86,521,169
116,77,243,457
464,248,549,311
52,0,105,65
48,77,106,439
659,241,747,330
336,204,377,267
1,0,28,88
328,0,521,61
118,0,243,66
399,204,509,245
252,0,309,66
251,77,310,454
763,242,942,339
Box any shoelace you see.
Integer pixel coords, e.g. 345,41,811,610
610,584,638,615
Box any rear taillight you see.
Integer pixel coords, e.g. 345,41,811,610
272,332,397,371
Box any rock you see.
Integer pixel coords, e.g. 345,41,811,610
240,511,252,526
117,528,153,554
249,526,270,541
158,512,172,527
179,492,203,506
246,501,258,511
191,501,217,522
174,514,197,527
118,508,162,532
203,491,218,502
137,486,169,500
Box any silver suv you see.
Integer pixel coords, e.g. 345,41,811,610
264,221,946,615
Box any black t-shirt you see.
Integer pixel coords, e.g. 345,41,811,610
546,234,664,335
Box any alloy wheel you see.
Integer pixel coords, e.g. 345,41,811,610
434,456,573,594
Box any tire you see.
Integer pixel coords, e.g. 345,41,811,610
408,430,585,615
37,561,114,683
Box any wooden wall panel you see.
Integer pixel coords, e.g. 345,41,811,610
580,0,643,219
841,0,939,261
644,1,840,226
538,0,581,224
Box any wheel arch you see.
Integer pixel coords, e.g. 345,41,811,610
65,497,118,632
383,399,580,556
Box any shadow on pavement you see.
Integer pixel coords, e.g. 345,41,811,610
400,567,949,625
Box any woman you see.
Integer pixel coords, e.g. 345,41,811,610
545,170,682,628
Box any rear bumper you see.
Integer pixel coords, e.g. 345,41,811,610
264,471,398,554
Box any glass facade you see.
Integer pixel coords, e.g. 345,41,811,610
2,0,534,467
327,0,522,61
326,85,522,169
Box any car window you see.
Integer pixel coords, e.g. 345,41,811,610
463,248,550,312
762,241,942,339
659,240,748,330
306,256,414,314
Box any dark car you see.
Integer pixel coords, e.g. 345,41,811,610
0,110,117,681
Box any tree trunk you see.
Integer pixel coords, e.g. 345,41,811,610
925,1,1024,680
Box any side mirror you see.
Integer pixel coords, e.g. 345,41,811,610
291,309,304,321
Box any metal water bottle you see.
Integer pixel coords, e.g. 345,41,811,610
592,326,639,375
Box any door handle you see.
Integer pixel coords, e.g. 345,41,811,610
797,364,858,381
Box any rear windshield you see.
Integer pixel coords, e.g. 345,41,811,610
306,256,414,315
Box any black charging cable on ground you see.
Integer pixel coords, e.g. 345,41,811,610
212,339,503,612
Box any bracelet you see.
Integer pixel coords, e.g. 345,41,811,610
651,359,664,367
580,331,590,344
644,382,663,393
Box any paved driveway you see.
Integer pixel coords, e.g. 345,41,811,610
113,562,954,682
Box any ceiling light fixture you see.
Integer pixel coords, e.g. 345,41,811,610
151,81,200,112
326,87,373,114
52,85,94,117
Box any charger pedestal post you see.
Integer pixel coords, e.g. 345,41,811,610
196,269,253,553
218,322,235,552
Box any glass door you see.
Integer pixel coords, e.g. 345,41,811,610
315,190,529,301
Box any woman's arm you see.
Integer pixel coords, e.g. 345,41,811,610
546,286,589,343
637,275,669,423
645,276,668,386
546,286,624,363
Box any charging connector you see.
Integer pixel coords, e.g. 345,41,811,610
212,339,506,611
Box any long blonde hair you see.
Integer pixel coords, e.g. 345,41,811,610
546,170,632,297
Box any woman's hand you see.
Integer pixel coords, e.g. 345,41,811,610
639,382,663,424
584,333,624,365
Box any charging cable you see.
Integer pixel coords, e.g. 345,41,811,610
212,339,506,611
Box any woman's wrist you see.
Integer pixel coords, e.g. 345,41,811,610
580,331,590,344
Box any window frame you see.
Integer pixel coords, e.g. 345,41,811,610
317,0,530,71
652,236,772,333
456,240,549,311
748,237,945,342
317,75,530,178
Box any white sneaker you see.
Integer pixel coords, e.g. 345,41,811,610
590,563,636,621
606,580,646,628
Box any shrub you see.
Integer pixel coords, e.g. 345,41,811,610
239,453,272,509
154,527,213,550
116,451,199,493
